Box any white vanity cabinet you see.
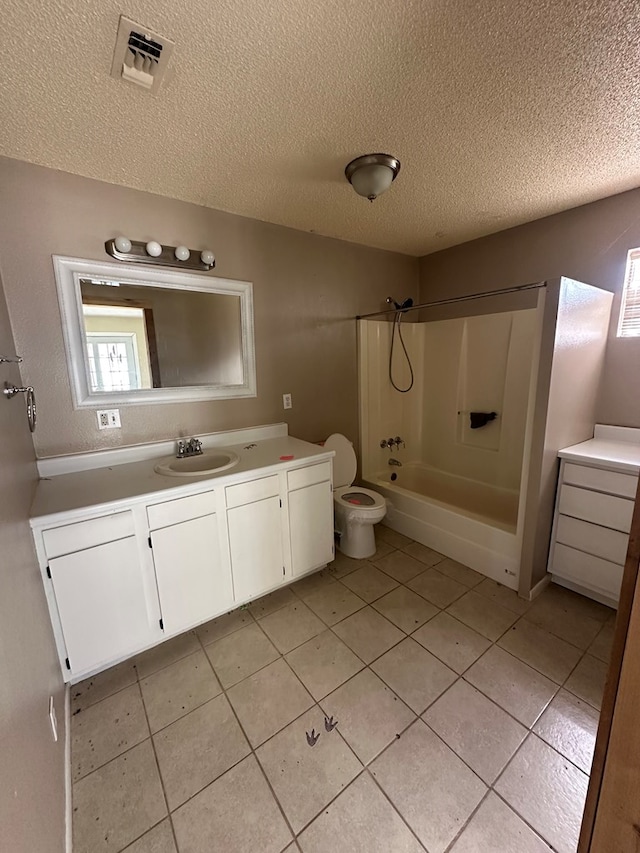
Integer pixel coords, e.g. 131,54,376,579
147,490,234,637
287,462,334,577
42,512,156,676
548,429,640,607
31,431,335,683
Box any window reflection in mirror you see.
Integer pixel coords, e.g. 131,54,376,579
79,279,244,390
83,304,154,391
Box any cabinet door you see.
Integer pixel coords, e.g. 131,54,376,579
50,536,152,676
151,513,233,635
227,496,284,602
289,482,334,577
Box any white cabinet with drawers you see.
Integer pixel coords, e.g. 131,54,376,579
30,433,334,682
548,426,640,607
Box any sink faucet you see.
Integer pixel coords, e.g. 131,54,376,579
176,437,203,459
388,458,402,467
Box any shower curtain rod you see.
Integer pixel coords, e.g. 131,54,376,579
355,281,546,320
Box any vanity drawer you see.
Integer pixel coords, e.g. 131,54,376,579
288,462,332,491
42,511,135,559
563,462,638,499
556,514,629,565
558,484,634,533
552,543,624,600
226,475,280,508
147,490,217,529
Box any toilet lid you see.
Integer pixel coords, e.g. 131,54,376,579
325,433,357,488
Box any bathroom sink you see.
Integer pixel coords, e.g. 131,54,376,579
154,450,240,477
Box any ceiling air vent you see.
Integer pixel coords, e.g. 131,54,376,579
110,15,174,94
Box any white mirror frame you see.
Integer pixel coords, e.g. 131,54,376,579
53,255,256,408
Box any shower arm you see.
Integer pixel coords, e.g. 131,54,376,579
355,282,546,320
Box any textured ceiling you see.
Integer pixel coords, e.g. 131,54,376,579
1,0,639,256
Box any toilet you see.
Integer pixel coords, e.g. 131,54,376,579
325,433,387,559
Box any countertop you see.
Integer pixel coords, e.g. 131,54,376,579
31,436,334,523
559,438,640,475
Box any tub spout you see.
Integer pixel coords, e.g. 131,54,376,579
388,458,402,467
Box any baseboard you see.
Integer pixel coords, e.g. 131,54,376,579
65,684,72,853
528,573,551,602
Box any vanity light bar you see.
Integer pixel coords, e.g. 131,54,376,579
105,238,216,271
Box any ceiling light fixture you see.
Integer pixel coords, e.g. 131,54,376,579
345,153,401,202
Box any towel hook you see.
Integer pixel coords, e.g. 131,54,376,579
3,382,36,432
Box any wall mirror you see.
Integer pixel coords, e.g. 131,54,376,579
54,256,256,408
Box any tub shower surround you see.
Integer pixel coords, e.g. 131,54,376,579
360,277,614,597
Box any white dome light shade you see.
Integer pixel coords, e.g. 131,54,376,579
350,164,394,199
200,249,215,266
174,245,190,261
345,154,401,201
145,240,163,257
114,235,132,253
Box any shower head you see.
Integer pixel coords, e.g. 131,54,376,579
386,296,413,312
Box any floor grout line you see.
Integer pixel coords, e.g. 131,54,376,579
70,539,612,852
135,668,181,853
358,768,430,852
71,680,150,784
194,630,300,850
441,788,493,853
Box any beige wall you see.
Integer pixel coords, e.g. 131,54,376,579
0,157,418,457
419,187,640,428
0,272,66,851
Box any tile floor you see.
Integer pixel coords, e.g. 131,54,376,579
70,525,614,853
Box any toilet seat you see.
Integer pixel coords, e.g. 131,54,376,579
326,433,386,558
325,433,385,513
334,485,386,514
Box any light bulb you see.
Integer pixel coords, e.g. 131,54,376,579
200,249,215,266
114,235,131,253
145,241,162,257
175,245,190,261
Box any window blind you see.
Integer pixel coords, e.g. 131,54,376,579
618,248,640,338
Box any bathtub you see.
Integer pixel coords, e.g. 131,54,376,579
363,462,522,589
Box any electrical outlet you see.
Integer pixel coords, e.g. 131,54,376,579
97,409,121,429
282,393,292,410
49,696,58,742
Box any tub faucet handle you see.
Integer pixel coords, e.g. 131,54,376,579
394,436,405,449
380,438,392,449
